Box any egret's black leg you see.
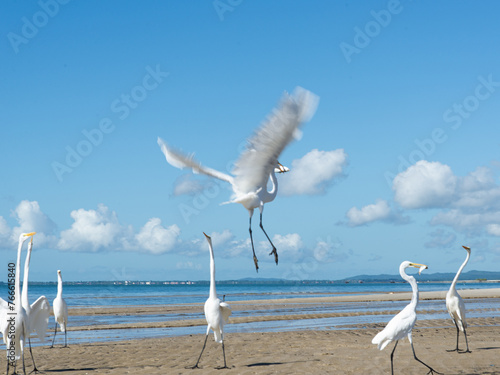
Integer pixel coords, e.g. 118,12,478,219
63,329,68,348
191,334,209,369
259,213,278,265
460,327,471,353
447,319,460,352
28,337,42,374
221,341,228,369
248,216,258,272
390,341,398,375
50,324,57,348
411,342,442,374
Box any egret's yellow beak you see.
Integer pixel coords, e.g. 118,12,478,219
409,262,428,275
276,162,289,173
25,232,36,237
462,246,471,251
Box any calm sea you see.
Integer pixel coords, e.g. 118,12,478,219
18,282,500,345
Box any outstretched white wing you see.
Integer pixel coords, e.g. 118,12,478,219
232,87,318,194
29,296,50,342
157,137,234,185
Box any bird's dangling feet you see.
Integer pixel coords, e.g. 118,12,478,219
269,247,278,265
253,255,259,272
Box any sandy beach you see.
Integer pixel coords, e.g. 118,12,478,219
7,288,500,374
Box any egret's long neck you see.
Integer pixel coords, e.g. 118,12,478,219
263,169,278,203
22,240,33,308
208,243,216,299
57,273,63,297
15,237,24,308
401,266,419,309
450,250,471,291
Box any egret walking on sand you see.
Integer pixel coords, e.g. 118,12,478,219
51,270,68,348
22,236,50,372
0,232,36,375
191,233,232,369
446,245,471,353
372,261,442,375
158,87,318,271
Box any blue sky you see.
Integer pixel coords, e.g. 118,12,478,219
1,1,500,282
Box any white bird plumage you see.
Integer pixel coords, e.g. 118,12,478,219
446,245,471,353
191,232,232,369
51,270,68,348
158,87,318,271
1,232,36,375
372,261,441,375
22,236,50,372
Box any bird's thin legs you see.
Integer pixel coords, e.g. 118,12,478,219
28,337,43,374
50,324,57,348
259,213,278,265
63,330,68,348
191,334,209,369
461,327,471,353
447,319,460,352
411,342,442,374
248,216,259,272
390,340,398,375
220,341,228,369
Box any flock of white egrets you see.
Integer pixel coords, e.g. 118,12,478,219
1,88,474,374
158,87,473,373
1,232,68,374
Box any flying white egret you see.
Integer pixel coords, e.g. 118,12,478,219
191,233,232,369
372,261,441,375
158,87,318,271
0,232,36,375
21,237,50,372
446,245,471,353
50,270,68,348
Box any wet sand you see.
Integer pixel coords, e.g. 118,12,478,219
8,288,500,374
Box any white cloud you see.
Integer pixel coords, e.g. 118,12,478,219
346,200,391,226
486,224,500,236
393,161,457,209
344,200,409,227
135,218,180,254
257,233,304,261
58,204,123,252
10,200,57,246
280,149,347,196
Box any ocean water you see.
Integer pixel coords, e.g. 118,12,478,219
16,281,500,345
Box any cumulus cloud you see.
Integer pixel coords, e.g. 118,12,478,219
393,161,457,209
9,200,57,246
58,204,123,252
345,200,409,227
487,224,500,236
280,149,347,196
134,218,180,254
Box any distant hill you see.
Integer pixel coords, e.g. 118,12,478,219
342,270,500,283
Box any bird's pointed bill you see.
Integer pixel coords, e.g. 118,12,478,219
203,232,211,240
25,232,36,237
409,262,428,275
462,245,471,251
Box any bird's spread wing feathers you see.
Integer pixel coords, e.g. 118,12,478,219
219,302,232,325
232,87,318,194
157,137,234,185
29,296,50,342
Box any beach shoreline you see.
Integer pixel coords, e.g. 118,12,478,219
5,288,499,374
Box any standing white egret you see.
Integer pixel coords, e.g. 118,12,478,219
372,261,441,375
191,233,232,369
50,270,68,348
21,237,50,372
446,245,471,353
0,232,36,375
158,87,318,271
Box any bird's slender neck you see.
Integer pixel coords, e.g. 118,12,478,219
22,240,33,308
208,243,217,299
15,237,24,308
450,250,471,290
400,266,419,309
263,169,278,203
57,273,63,297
